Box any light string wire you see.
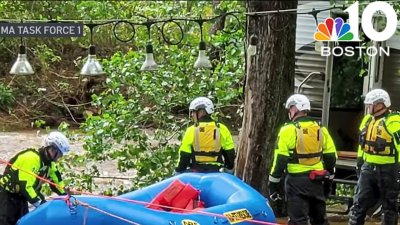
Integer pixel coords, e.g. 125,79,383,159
0,6,339,45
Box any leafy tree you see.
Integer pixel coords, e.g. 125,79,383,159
59,1,247,194
235,1,298,215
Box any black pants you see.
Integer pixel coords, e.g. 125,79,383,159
285,174,328,225
0,188,29,225
349,163,399,225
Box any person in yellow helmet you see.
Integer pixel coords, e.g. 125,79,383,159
175,97,236,174
269,94,337,225
0,131,70,225
349,89,400,225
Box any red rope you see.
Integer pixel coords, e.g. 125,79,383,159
0,157,282,225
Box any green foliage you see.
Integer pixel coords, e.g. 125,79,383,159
333,183,356,199
33,44,62,70
26,1,247,194
0,83,14,109
331,53,364,108
33,119,46,128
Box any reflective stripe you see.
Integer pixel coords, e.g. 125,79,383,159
214,126,221,152
194,126,201,152
269,176,280,183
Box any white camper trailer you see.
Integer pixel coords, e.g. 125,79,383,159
295,0,400,212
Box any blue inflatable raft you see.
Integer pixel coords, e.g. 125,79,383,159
18,173,276,225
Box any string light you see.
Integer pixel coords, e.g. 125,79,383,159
80,23,105,76
10,37,34,75
140,20,158,71
0,6,337,75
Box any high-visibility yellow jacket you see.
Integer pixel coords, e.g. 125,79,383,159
0,148,65,204
176,117,235,172
357,111,400,165
269,117,337,183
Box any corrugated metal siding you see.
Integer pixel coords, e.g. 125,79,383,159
382,50,400,111
295,1,330,111
382,28,400,111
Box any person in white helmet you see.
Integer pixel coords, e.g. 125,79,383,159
0,131,70,225
175,97,236,174
268,94,337,225
349,89,400,225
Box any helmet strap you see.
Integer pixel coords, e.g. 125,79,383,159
288,107,299,121
372,104,387,117
192,111,199,125
44,146,61,162
289,109,307,121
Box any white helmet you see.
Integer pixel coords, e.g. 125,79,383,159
364,89,391,107
285,94,311,111
43,131,70,155
189,97,214,114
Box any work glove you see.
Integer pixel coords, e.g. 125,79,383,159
323,179,333,198
268,182,282,202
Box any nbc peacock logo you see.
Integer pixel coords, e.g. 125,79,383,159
314,18,354,41
314,1,396,57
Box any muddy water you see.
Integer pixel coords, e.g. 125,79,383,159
0,131,134,190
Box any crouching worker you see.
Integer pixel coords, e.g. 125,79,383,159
175,97,235,174
268,94,337,225
0,131,71,225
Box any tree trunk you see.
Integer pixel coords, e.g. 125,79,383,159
235,1,298,195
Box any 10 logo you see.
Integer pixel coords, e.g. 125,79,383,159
314,1,397,42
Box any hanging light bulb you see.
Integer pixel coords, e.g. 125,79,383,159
80,45,105,76
9,45,34,75
247,35,258,56
140,43,158,71
194,41,212,69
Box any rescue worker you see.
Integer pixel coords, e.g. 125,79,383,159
0,131,70,225
175,97,235,173
349,89,400,225
268,94,337,225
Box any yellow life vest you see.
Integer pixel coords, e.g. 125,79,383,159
360,116,394,156
294,121,324,166
192,122,221,164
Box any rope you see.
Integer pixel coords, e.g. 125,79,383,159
53,188,280,225
82,206,89,225
52,190,280,225
0,157,282,225
77,200,141,225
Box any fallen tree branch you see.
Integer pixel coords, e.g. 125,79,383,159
60,95,79,124
49,70,80,80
